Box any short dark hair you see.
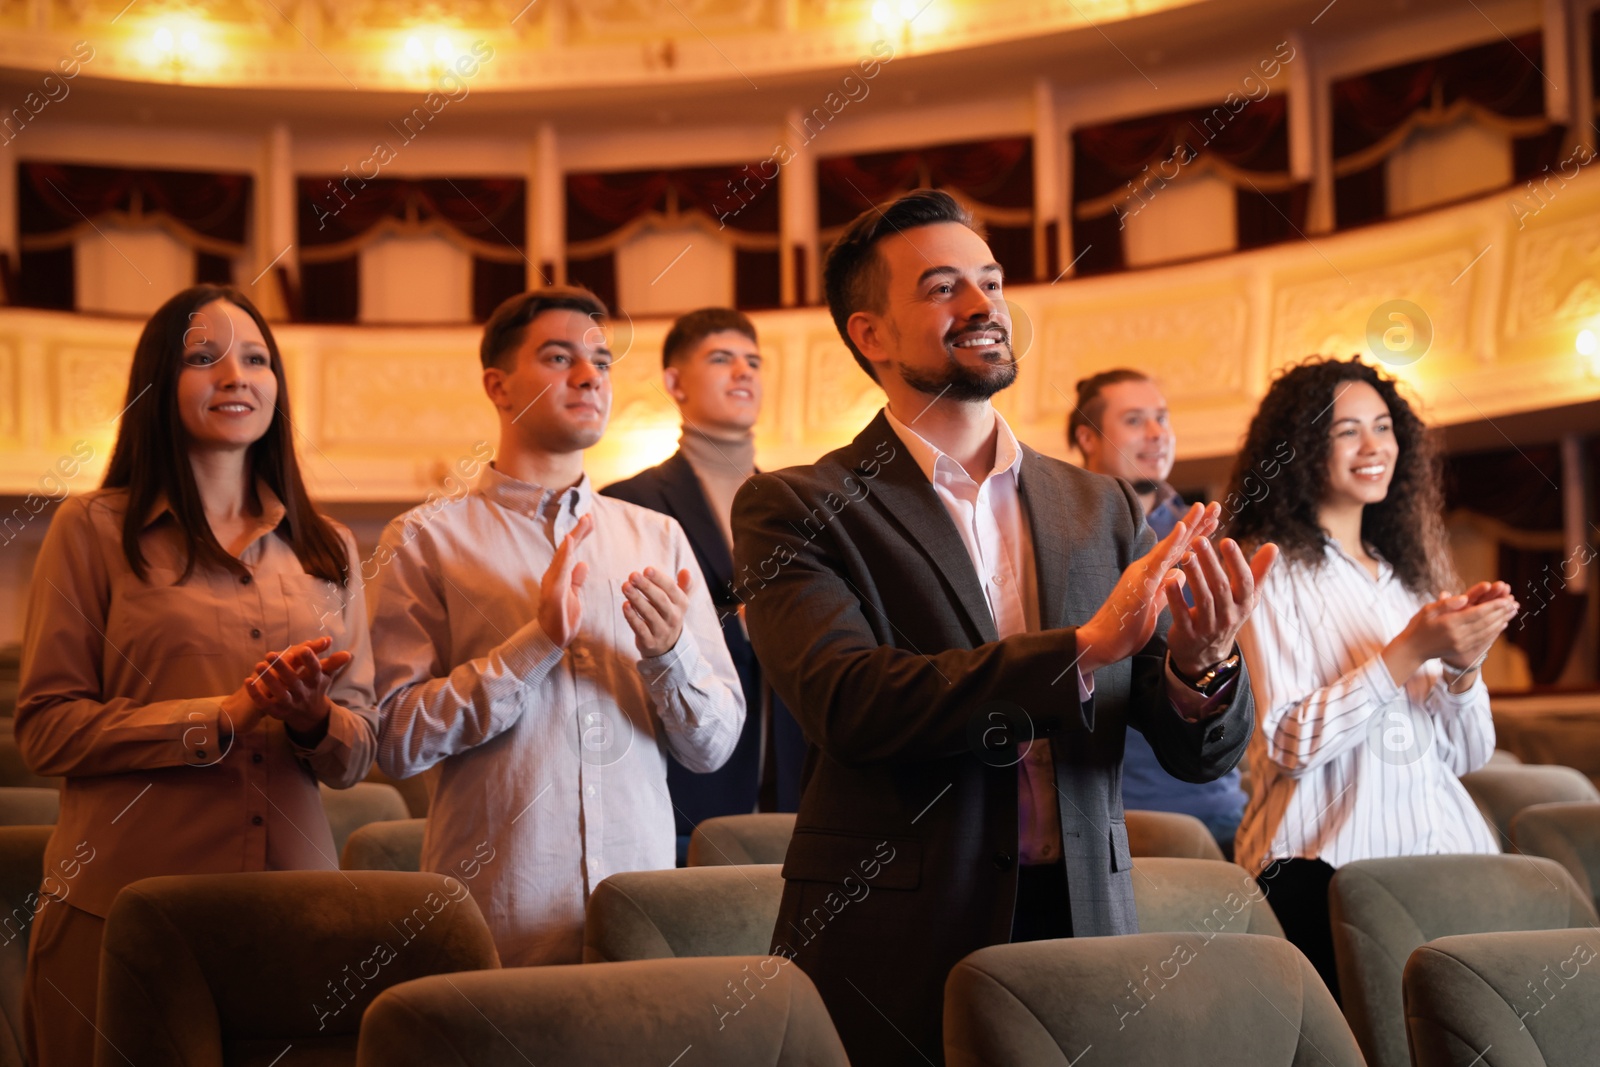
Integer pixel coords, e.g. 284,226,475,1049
823,189,977,381
1067,368,1153,455
662,307,758,370
480,286,609,370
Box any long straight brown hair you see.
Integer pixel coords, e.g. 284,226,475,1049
102,284,349,586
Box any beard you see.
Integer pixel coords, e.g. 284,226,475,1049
896,327,1018,402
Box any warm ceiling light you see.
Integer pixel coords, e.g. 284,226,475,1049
433,36,455,60
1578,328,1597,358
153,26,173,51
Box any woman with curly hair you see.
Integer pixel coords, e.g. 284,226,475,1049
1227,356,1517,1001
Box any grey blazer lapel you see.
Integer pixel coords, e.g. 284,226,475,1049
850,412,999,645
1018,448,1101,733
1017,445,1074,631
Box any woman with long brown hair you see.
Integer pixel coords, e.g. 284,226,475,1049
15,284,377,1066
1227,356,1517,1002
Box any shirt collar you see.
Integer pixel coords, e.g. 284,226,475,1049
881,405,1024,488
1324,538,1394,584
141,480,288,536
475,462,593,521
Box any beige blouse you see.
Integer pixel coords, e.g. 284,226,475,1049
16,484,377,917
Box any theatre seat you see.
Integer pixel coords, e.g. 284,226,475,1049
0,738,57,790
1459,764,1600,849
358,956,848,1066
1131,857,1285,937
1512,802,1600,915
686,813,795,865
0,788,57,827
1125,810,1226,860
0,827,50,1067
944,932,1363,1066
96,870,500,1067
341,818,425,872
321,781,411,858
1329,854,1598,1067
1404,929,1600,1067
583,864,784,963
364,766,430,818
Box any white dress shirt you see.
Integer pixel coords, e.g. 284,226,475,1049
368,465,745,965
883,406,1065,865
1234,542,1498,874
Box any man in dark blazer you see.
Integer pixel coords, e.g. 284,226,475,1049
731,190,1279,1065
604,309,806,858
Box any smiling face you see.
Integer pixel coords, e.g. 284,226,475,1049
849,221,1016,402
1077,379,1175,488
1322,379,1398,511
665,328,762,436
175,300,278,452
486,307,614,455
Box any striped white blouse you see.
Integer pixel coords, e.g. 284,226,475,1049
1233,542,1498,874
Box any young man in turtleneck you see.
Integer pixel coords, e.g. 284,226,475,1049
602,308,805,860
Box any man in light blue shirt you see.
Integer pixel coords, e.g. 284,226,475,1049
1068,368,1245,855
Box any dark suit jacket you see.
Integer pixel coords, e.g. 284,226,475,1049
730,411,1254,1066
602,451,804,830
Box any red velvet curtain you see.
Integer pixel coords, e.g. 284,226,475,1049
1332,33,1557,228
815,138,1035,283
1070,96,1301,275
563,164,781,313
295,177,526,323
16,162,252,309
1445,445,1588,687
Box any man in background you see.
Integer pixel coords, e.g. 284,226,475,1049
604,308,805,861
1069,368,1245,856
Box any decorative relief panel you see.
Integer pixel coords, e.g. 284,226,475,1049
804,331,885,442
52,346,133,437
1270,249,1478,375
318,350,490,447
1505,212,1600,337
1034,294,1250,420
0,342,17,445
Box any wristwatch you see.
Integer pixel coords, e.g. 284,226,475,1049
1173,652,1241,697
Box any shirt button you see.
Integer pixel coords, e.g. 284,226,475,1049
250,628,261,638
992,850,1015,871
251,815,263,826
252,752,264,764
240,575,252,585
993,573,1007,586
195,750,206,759
584,784,597,798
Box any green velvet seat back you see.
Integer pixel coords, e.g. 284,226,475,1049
97,870,500,1067
1131,857,1286,938
1330,854,1598,1067
358,956,849,1066
1126,809,1226,860
686,813,795,866
583,864,784,963
1405,928,1600,1067
944,932,1363,1066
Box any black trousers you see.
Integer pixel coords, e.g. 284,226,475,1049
1257,857,1341,1004
1011,861,1073,942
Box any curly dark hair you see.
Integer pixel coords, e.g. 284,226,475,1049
1221,356,1455,597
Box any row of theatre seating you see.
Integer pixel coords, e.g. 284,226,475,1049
0,755,1597,1064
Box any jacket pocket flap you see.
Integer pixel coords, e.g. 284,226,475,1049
781,831,921,890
